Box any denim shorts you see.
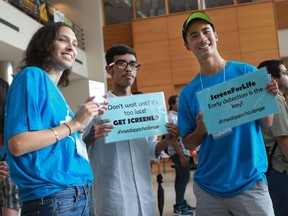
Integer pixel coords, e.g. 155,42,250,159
21,184,90,216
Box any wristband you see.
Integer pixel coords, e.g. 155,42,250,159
63,123,72,135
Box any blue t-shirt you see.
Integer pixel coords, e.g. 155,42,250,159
4,67,93,202
178,61,267,197
0,146,6,160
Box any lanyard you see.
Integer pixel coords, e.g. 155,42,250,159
199,61,226,90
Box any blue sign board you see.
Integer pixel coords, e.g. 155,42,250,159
197,68,279,134
101,92,168,143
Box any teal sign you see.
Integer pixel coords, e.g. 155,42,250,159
102,92,168,143
197,68,279,134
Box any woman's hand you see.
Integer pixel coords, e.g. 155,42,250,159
74,97,109,132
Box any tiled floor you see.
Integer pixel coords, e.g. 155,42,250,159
151,158,197,216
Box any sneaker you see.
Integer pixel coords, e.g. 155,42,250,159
183,200,196,213
173,204,192,216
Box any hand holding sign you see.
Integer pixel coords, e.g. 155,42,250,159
196,68,279,134
265,78,279,97
84,119,115,148
101,92,168,143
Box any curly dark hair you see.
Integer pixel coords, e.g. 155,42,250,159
19,22,75,87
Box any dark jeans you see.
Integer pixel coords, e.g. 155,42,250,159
267,169,288,216
21,184,90,216
171,154,190,205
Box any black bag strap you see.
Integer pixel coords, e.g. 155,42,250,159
265,141,278,175
268,141,278,159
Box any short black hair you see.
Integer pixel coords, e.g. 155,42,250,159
257,59,284,79
105,44,137,65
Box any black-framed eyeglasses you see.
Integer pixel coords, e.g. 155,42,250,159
109,60,141,70
281,69,288,76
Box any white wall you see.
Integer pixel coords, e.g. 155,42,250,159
0,0,107,112
60,79,90,112
0,1,89,78
50,0,107,112
278,29,288,57
0,1,41,72
0,1,41,51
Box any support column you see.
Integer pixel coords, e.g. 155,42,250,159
0,61,14,84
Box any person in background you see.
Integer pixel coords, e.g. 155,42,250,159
4,22,106,215
167,95,195,216
258,59,288,216
83,44,178,216
178,11,278,216
0,78,21,216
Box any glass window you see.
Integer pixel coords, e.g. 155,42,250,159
237,0,252,3
103,0,133,25
168,0,199,14
135,0,166,18
203,0,234,9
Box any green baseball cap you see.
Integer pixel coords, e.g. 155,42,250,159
182,11,214,42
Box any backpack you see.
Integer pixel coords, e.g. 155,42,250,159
265,141,278,176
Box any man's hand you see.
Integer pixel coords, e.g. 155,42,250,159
83,119,114,148
266,79,279,96
196,111,207,136
166,123,179,138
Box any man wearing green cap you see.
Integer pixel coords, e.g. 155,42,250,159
178,11,278,215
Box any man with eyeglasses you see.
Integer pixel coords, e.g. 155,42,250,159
258,59,288,216
83,44,178,216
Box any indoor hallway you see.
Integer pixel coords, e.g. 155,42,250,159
151,158,197,216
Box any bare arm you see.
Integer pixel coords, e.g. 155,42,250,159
173,140,188,167
170,124,188,167
182,111,207,150
257,114,274,129
173,140,186,158
276,136,288,160
9,97,104,156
